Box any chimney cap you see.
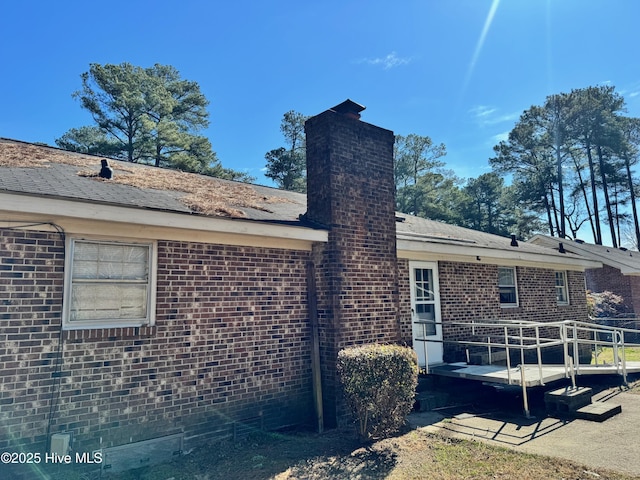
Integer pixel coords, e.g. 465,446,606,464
330,99,366,118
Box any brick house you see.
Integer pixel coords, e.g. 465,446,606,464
0,101,600,461
530,234,640,315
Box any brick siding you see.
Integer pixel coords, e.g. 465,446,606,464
398,259,590,364
1,229,313,452
1,105,597,455
305,109,400,426
0,229,65,450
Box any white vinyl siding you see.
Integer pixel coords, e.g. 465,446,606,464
64,238,156,329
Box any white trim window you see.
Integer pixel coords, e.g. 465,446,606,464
555,271,569,305
64,238,156,329
498,266,518,307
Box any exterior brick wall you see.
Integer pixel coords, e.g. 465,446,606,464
1,229,313,452
1,104,599,456
0,229,65,450
398,259,412,343
398,259,590,364
305,108,400,427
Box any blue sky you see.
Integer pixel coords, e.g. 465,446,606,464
1,0,639,187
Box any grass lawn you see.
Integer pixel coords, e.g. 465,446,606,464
593,346,640,364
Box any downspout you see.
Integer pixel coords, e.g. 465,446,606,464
306,258,324,433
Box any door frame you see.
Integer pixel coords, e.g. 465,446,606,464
409,261,443,371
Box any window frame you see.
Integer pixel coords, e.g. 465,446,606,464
413,267,438,336
555,270,570,306
498,266,519,308
63,236,157,330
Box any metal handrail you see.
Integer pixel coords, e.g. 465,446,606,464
413,317,640,386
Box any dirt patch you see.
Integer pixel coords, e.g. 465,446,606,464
93,427,636,480
11,425,636,480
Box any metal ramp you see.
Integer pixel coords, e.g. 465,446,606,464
415,318,640,417
431,363,569,387
430,361,640,388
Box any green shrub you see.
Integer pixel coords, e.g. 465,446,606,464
337,343,418,440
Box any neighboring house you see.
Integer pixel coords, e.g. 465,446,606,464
530,234,640,315
0,101,600,460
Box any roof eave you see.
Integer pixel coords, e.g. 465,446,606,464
397,238,603,270
529,234,640,274
0,191,328,245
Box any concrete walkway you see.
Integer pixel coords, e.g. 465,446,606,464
408,384,640,477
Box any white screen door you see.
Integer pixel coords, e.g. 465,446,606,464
410,261,443,369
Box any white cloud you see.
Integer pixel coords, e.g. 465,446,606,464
357,52,411,70
469,105,520,126
491,112,520,124
469,105,496,118
617,81,640,101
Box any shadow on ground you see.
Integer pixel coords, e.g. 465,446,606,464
410,372,638,446
408,373,640,477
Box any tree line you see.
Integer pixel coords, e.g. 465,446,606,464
264,111,543,239
265,86,640,248
401,85,640,246
56,63,252,182
56,65,640,247
492,85,639,248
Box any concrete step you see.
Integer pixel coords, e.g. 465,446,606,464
575,401,622,422
544,386,593,415
414,391,449,412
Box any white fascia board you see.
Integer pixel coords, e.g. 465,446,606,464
397,238,603,271
0,193,327,250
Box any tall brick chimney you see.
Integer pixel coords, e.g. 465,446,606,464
304,100,400,427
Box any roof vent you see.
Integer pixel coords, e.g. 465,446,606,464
559,242,566,253
620,247,628,251
575,239,584,244
510,234,519,247
330,99,366,120
99,159,113,179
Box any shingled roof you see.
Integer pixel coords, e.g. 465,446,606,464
0,138,306,222
530,234,640,275
0,138,600,267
